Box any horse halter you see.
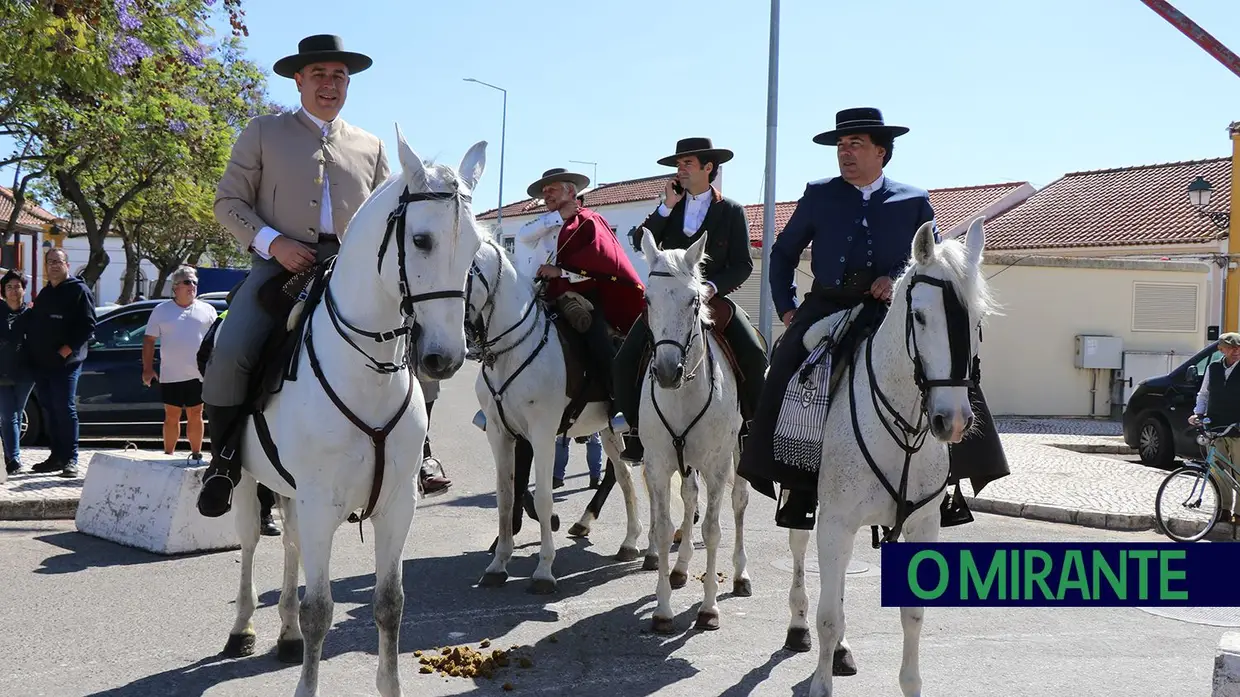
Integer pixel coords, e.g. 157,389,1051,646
463,239,543,366
323,185,472,374
903,273,976,399
646,270,705,383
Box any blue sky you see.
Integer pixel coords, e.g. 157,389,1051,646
222,0,1240,215
12,0,1240,219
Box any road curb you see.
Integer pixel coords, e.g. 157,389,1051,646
0,497,78,521
968,495,1154,532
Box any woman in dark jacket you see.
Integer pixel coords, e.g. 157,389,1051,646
0,270,34,474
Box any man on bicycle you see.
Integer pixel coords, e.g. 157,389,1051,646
1189,331,1240,524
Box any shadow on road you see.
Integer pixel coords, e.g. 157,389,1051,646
33,531,221,575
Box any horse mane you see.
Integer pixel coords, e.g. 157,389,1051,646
894,237,1000,321
650,247,714,326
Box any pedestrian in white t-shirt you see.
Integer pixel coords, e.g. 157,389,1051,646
142,266,217,459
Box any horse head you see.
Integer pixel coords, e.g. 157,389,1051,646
366,125,486,380
896,215,996,443
640,227,713,389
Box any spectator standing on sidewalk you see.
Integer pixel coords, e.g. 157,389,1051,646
554,432,602,489
142,266,217,460
27,248,95,479
0,270,34,475
1190,331,1240,524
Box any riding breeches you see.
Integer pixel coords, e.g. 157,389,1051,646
201,255,285,407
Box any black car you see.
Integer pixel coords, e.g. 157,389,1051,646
1122,340,1221,467
21,295,229,445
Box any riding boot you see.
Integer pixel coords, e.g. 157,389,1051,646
584,308,626,429
197,404,246,518
775,485,817,530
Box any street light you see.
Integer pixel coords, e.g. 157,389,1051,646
464,77,507,230
1188,176,1231,229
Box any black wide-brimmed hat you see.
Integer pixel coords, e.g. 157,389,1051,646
812,107,910,146
273,34,373,79
526,167,591,198
656,137,735,167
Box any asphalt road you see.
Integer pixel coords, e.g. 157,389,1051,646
0,362,1225,697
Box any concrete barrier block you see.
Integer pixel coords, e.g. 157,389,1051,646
74,451,240,555
1215,632,1240,696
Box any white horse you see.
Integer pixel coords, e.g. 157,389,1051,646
637,229,752,634
787,217,995,697
221,129,487,697
467,235,644,593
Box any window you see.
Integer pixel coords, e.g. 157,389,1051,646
502,236,515,255
89,310,150,350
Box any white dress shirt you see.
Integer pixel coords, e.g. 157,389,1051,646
656,187,719,293
513,209,587,284
252,108,334,259
855,174,885,227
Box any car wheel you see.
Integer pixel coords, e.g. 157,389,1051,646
20,396,42,447
1138,414,1175,467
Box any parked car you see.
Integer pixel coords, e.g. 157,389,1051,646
20,296,229,446
1122,340,1221,467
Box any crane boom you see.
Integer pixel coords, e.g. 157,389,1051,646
1139,0,1240,79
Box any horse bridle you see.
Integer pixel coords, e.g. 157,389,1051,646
645,270,707,383
850,272,978,547
322,186,472,374
463,239,553,438
645,269,716,476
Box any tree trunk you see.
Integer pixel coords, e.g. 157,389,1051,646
118,237,139,304
152,262,177,298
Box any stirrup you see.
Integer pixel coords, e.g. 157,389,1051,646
609,412,630,433
472,410,487,432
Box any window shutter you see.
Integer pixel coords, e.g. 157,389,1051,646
1132,282,1198,332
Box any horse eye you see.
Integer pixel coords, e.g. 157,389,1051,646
412,233,432,250
913,310,927,326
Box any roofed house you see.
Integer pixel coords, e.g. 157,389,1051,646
0,185,63,284
983,157,1232,333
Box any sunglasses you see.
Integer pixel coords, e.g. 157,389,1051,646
178,280,198,287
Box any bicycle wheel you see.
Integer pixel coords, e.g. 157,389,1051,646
1155,464,1221,542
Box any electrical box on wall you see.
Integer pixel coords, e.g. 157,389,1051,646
1075,335,1124,369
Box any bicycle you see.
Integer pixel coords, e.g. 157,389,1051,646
1154,421,1240,542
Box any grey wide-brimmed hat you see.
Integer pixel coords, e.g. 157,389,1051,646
526,167,591,198
1219,332,1240,347
273,34,373,79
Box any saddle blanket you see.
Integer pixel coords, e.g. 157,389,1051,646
771,308,858,473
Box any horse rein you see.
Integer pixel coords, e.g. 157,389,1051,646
848,272,978,547
646,269,717,477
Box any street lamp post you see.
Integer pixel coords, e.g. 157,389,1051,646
1188,176,1231,229
464,78,507,231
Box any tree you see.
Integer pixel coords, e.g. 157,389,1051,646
1,0,253,247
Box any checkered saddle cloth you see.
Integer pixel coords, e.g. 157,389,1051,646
772,309,859,472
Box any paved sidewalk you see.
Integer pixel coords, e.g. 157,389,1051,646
0,418,1227,538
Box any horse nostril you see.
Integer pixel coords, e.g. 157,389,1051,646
423,353,447,373
932,414,948,434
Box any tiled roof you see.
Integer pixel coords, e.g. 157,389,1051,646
0,186,60,231
478,174,667,220
743,181,1032,246
984,157,1232,250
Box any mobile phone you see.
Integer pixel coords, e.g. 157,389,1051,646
672,179,684,195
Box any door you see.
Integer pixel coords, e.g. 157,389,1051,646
1121,351,1175,407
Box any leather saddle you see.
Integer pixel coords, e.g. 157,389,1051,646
248,261,334,412
552,302,623,436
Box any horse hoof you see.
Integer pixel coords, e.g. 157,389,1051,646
669,570,688,589
276,638,303,664
732,578,753,597
615,546,640,562
642,555,659,571
783,627,812,653
833,645,858,676
651,616,676,635
223,632,256,658
694,611,720,631
527,578,557,595
567,522,590,538
479,571,509,588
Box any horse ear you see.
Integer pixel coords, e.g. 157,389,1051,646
458,140,488,192
964,216,986,271
687,230,709,271
394,123,429,191
912,220,936,265
640,227,659,262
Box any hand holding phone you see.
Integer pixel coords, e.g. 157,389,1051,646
664,178,684,208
